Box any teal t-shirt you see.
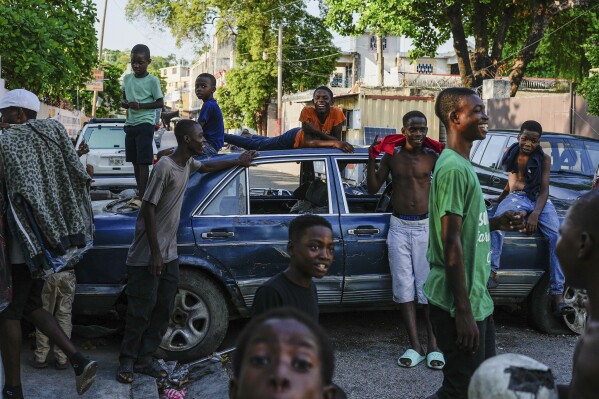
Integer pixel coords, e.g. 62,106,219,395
122,73,163,126
424,149,494,321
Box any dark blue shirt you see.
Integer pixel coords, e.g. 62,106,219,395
197,98,224,152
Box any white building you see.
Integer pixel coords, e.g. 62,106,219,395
160,64,191,111
187,36,236,117
331,34,467,88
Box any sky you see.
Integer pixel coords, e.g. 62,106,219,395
92,0,331,63
92,0,197,61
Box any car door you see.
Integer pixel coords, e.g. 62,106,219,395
191,155,344,310
332,155,392,305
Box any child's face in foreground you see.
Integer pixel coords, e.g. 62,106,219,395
232,318,328,399
289,226,334,279
195,77,216,101
313,90,333,116
130,52,150,77
518,129,541,155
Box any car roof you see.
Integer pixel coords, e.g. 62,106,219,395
488,130,599,143
227,147,371,159
88,118,126,124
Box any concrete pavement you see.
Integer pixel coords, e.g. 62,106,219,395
13,335,158,399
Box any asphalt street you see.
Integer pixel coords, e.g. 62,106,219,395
4,307,576,399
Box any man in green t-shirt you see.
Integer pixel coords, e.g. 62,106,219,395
424,88,526,399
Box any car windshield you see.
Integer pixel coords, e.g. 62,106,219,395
83,126,126,149
541,137,599,177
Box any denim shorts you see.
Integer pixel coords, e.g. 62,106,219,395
125,123,154,165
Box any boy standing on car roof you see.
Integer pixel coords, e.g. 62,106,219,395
222,86,354,152
117,120,257,384
489,120,572,317
122,44,164,202
366,110,444,371
425,88,526,399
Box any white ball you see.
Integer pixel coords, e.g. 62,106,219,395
468,354,558,399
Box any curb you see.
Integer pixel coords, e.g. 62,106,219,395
132,373,159,399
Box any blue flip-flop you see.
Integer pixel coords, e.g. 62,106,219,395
426,351,445,370
398,348,426,368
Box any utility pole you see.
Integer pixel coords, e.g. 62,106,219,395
91,0,108,118
277,24,283,135
377,35,384,87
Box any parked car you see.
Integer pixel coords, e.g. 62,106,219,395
76,118,157,193
470,130,599,335
74,146,588,362
593,162,599,189
470,130,599,215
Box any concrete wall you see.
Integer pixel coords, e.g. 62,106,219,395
486,93,599,138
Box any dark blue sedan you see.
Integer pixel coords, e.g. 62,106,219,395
74,145,592,361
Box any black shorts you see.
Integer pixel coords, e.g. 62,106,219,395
0,264,44,320
125,123,154,165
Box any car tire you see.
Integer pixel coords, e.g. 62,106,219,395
528,274,584,335
157,268,229,362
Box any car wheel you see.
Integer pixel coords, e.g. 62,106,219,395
157,268,229,362
562,285,587,335
528,274,583,335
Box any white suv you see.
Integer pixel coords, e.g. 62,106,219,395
76,118,156,192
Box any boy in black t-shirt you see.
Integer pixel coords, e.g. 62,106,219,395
252,215,334,321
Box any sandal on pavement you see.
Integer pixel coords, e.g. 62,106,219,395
397,348,426,368
426,351,445,370
55,359,69,370
134,360,168,379
30,358,48,369
116,359,134,384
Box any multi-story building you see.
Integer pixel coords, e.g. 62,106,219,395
160,64,191,112
187,36,236,118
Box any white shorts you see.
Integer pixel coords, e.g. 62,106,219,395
387,215,430,304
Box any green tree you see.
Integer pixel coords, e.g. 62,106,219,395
0,0,97,102
578,34,599,115
70,62,125,117
323,0,597,96
125,0,339,132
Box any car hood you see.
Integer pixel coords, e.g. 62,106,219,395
549,172,591,216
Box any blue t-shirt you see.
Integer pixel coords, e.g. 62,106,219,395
197,98,224,152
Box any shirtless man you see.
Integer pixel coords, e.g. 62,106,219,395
490,120,572,316
367,111,444,370
556,189,599,399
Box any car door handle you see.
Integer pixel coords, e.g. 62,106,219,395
348,228,380,236
201,231,235,238
491,176,501,183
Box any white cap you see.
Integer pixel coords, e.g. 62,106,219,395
0,89,41,112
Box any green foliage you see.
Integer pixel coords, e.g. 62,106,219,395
507,10,598,81
323,0,598,93
72,62,125,117
0,0,98,102
578,34,599,115
126,0,339,130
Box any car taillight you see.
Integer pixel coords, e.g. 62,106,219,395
153,154,158,165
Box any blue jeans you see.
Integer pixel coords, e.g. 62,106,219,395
490,192,564,295
223,128,300,150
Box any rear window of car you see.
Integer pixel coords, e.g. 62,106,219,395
83,126,126,149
